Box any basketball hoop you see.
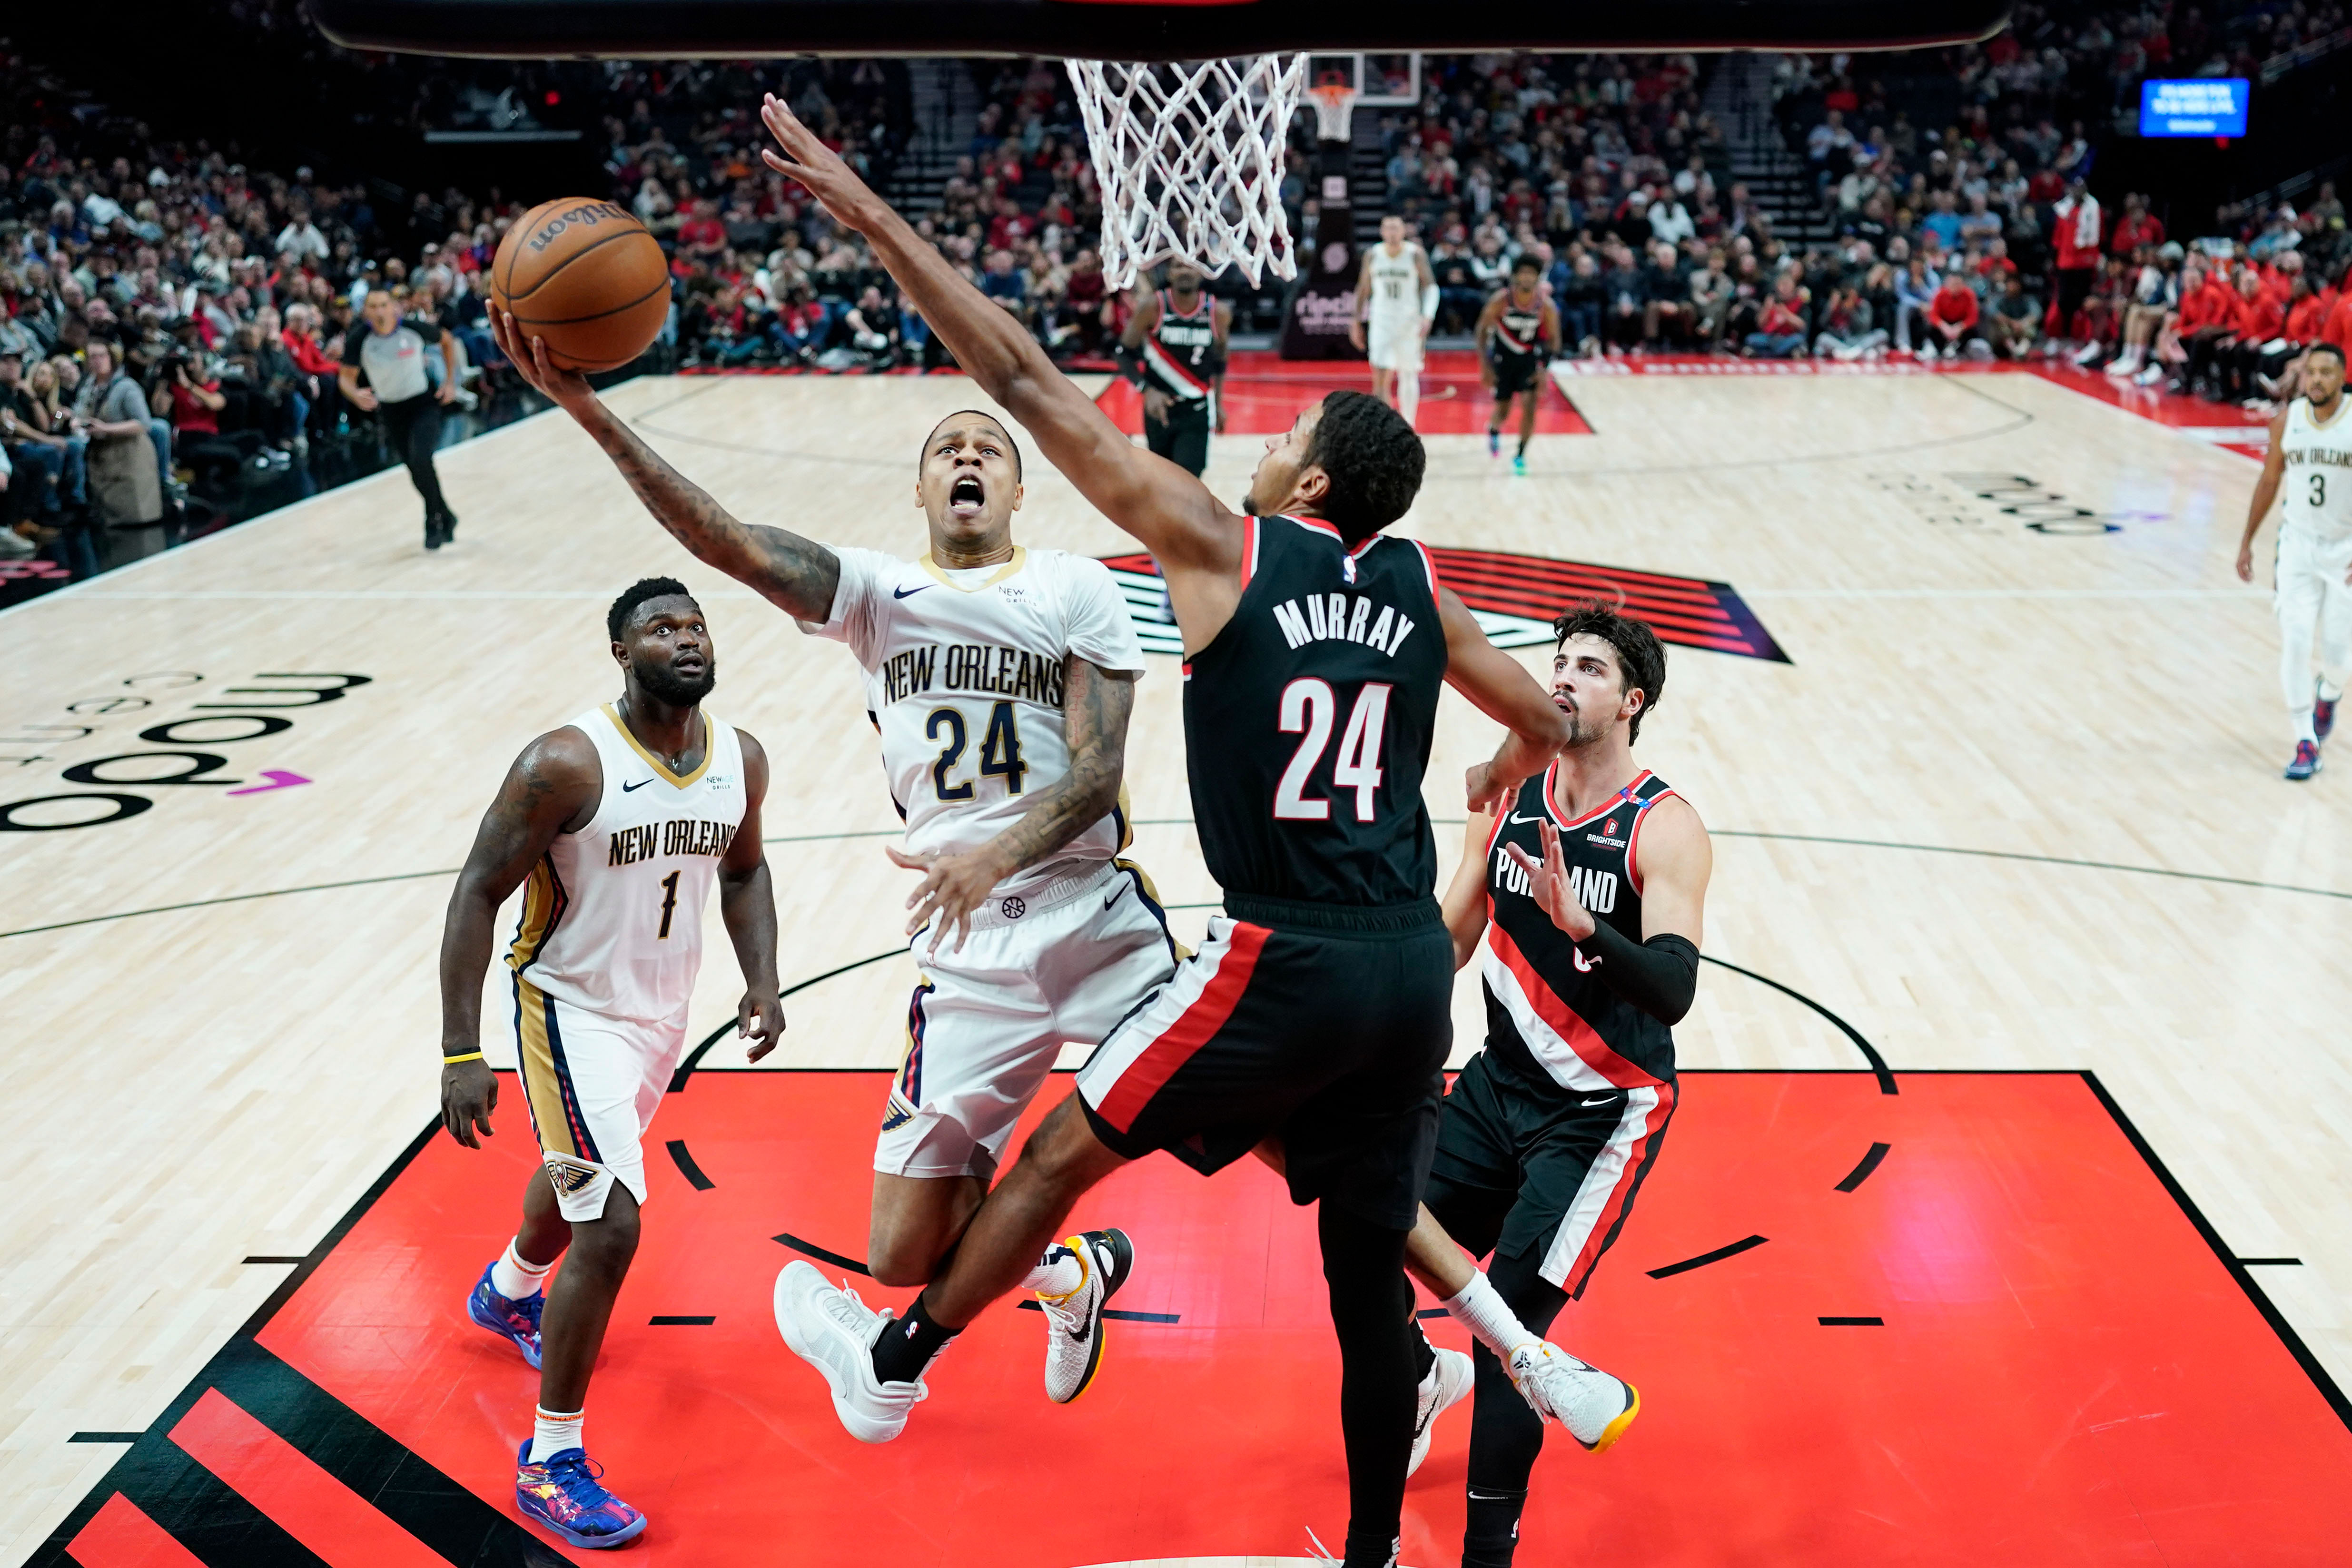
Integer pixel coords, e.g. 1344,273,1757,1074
1066,54,1309,291
1308,81,1358,143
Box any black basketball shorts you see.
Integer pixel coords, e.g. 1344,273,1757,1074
1492,352,1543,398
1144,394,1211,477
1424,1047,1676,1298
1074,896,1452,1230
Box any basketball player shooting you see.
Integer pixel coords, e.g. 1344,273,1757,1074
488,315,1179,1415
1351,214,1439,431
2234,340,2350,780
435,580,778,1548
752,94,1572,1568
1476,256,1561,474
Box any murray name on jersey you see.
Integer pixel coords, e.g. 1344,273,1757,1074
1268,590,1421,659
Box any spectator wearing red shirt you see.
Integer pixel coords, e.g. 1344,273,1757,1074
2219,269,2286,399
2180,267,2250,394
675,199,727,267
2052,178,2105,362
1923,273,1982,359
2109,194,2164,256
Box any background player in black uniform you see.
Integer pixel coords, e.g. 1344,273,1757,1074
1475,256,1561,476
1414,600,1713,1568
754,93,1573,1568
1120,261,1229,478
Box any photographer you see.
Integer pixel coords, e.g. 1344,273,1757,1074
71,339,164,531
154,343,265,491
338,286,460,549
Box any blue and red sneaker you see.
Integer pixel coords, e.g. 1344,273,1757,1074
516,1443,647,1549
2286,739,2322,780
466,1263,544,1368
2316,683,2338,742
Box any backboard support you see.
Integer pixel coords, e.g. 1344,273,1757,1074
315,0,2011,63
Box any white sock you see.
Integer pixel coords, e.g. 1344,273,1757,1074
491,1239,554,1301
1398,371,1420,427
529,1406,583,1463
1021,1240,1084,1298
1442,1271,1536,1358
2293,708,2319,745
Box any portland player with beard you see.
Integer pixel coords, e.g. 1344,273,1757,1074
745,94,1574,1568
491,315,1176,1428
436,578,781,1548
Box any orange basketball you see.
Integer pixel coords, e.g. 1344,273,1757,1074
491,198,671,372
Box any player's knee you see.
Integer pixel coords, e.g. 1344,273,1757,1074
865,1231,937,1289
571,1198,641,1272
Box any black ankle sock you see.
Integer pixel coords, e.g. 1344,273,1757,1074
870,1291,956,1384
1410,1319,1437,1383
1516,437,1530,457
1463,1488,1528,1567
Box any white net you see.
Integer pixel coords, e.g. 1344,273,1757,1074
1065,54,1308,291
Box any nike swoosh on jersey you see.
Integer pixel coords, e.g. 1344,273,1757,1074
1579,1094,1620,1105
1103,880,1131,912
621,778,654,792
892,584,930,599
1510,812,1544,824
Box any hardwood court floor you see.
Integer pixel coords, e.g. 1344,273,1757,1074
3,365,2346,1563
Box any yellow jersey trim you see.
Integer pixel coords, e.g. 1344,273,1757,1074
919,546,1027,592
601,703,714,789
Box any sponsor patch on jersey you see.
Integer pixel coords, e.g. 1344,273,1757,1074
543,1154,602,1195
998,895,1028,921
1096,547,1789,662
1587,833,1626,849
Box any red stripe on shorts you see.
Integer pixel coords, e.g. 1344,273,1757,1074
1563,1081,1677,1294
1093,922,1272,1133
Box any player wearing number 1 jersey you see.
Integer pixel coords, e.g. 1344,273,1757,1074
436,579,780,1548
751,92,1573,1568
492,306,1175,1416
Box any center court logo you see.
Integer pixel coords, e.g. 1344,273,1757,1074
1097,547,1790,663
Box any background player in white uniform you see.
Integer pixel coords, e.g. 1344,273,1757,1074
1352,214,1439,429
437,577,779,1548
492,312,1177,1414
2236,341,2352,779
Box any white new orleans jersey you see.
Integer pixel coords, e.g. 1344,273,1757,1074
2280,395,2352,545
799,546,1147,897
507,705,747,1023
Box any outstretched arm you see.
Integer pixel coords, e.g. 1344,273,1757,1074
886,656,1136,957
489,311,842,621
2236,408,2289,583
1441,585,1573,814
437,727,601,1147
757,95,1238,583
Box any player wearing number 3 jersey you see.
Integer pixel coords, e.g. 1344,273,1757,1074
748,89,1574,1568
2236,341,2352,779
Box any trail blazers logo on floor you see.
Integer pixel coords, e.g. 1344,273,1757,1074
1099,546,1791,663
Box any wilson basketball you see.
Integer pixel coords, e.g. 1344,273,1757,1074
491,198,670,372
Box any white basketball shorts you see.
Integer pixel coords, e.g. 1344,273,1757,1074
2274,526,2352,710
878,859,1181,1180
514,976,690,1222
1368,314,1427,373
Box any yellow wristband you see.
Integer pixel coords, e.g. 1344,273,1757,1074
442,1050,484,1065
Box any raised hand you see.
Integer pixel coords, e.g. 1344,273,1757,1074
489,308,595,412
758,93,885,233
886,842,1008,958
1502,819,1596,941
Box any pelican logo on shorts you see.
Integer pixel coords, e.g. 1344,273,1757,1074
880,1091,916,1133
999,895,1028,921
543,1154,601,1195
1094,547,1791,663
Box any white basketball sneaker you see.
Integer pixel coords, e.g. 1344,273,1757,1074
1408,1346,1475,1476
772,1261,928,1443
1505,1341,1640,1452
1040,1228,1135,1404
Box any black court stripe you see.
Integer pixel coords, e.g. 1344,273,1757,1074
1646,1233,1769,1279
241,1255,307,1264
2240,1257,2304,1266
1819,1316,1886,1326
665,1138,715,1190
1014,1300,1182,1324
66,1432,142,1443
773,1232,871,1277
651,1315,716,1326
1835,1142,1892,1192
1702,954,1897,1094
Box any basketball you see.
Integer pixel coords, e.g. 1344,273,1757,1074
490,198,670,372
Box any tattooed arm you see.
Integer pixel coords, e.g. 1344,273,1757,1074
489,310,842,621
436,726,601,1148
885,656,1137,956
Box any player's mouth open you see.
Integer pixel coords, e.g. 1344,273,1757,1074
949,475,986,515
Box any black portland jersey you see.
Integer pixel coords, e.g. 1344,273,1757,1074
1492,297,1546,361
1479,764,1678,1091
1184,514,1447,907
1143,290,1222,401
